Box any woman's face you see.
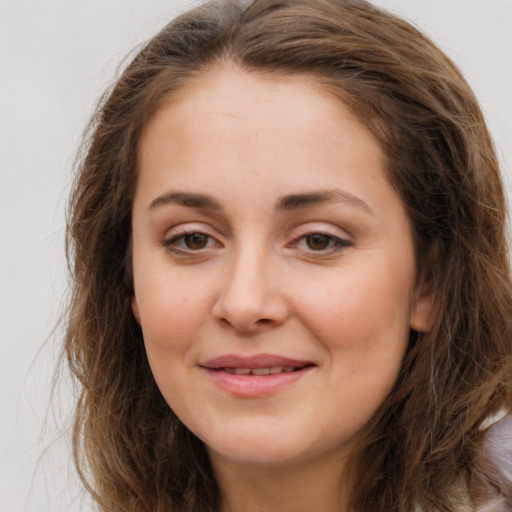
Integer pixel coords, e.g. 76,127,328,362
131,65,431,470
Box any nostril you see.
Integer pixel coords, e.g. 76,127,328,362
217,316,275,332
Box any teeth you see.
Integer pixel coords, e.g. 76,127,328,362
223,366,296,375
252,367,270,376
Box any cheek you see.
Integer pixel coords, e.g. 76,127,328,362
300,274,411,339
136,270,217,360
296,272,412,421
136,274,215,413
290,264,413,378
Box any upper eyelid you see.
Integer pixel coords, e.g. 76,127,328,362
291,232,351,248
288,223,353,241
161,223,222,250
163,231,221,256
160,222,352,246
163,223,220,239
165,230,219,242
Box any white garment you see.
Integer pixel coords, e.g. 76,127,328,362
413,413,512,512
481,413,512,512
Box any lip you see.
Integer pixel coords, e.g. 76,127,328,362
200,353,314,369
200,353,316,398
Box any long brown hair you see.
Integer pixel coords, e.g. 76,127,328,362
65,1,512,510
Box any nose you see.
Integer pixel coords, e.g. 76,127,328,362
212,247,289,334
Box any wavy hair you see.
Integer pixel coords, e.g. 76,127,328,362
65,1,512,510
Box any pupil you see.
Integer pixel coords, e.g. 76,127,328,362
307,234,329,250
185,233,207,249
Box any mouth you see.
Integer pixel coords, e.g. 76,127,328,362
200,354,316,397
213,365,312,375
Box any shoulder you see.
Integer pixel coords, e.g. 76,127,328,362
478,412,512,512
485,411,512,482
413,413,512,512
481,412,512,512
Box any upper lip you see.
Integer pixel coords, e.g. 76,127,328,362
200,354,315,369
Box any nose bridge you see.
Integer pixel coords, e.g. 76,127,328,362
213,237,287,332
231,242,270,300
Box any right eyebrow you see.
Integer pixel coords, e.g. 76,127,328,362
147,191,223,213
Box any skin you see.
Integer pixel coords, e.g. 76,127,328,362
131,63,432,512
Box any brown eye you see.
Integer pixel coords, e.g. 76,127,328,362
184,233,209,250
305,233,331,250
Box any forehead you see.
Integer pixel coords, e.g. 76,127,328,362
138,64,386,187
135,64,400,219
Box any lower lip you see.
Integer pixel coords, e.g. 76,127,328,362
203,367,314,397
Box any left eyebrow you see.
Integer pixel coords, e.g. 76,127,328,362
275,189,372,214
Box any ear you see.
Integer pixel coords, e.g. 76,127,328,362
410,285,435,332
131,295,142,325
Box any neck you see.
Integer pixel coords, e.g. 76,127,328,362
211,453,352,512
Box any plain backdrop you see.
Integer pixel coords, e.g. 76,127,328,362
1,1,511,511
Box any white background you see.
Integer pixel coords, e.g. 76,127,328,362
1,1,511,511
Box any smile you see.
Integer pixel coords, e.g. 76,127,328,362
200,354,316,397
223,366,297,375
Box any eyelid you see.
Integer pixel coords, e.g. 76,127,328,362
289,222,352,241
162,223,223,254
286,224,353,254
161,222,352,257
292,232,350,250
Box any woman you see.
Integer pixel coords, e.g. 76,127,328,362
65,0,512,510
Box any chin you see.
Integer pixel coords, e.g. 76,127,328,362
199,419,351,469
208,440,310,467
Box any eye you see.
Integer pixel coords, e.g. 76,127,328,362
293,231,351,253
164,230,219,253
182,232,210,250
304,233,335,251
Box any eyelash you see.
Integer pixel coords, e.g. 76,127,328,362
163,229,219,254
290,231,351,254
163,229,351,256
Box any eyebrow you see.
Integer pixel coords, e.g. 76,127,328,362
147,188,371,214
276,189,372,214
148,192,222,212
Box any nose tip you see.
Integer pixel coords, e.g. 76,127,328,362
212,257,289,334
216,308,284,334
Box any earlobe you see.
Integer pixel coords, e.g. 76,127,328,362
410,287,435,332
131,295,142,325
